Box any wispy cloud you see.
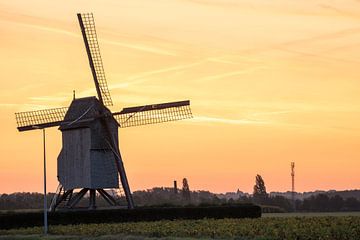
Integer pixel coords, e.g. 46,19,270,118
273,46,360,64
238,27,360,58
206,57,243,65
206,56,262,65
250,110,293,117
0,103,18,108
18,104,60,112
318,4,360,19
184,0,242,9
197,66,267,82
109,60,205,89
0,15,176,57
101,39,177,56
0,101,68,112
29,96,70,103
13,22,78,38
189,115,269,125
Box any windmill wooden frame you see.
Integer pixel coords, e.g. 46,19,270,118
15,13,192,211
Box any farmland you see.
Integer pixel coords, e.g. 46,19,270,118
1,214,360,240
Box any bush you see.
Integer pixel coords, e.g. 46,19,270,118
0,204,261,229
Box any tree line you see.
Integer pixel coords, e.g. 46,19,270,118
1,176,359,212
251,174,360,212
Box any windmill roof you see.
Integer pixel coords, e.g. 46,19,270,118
59,96,113,130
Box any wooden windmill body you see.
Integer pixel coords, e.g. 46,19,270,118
15,13,192,211
58,97,119,191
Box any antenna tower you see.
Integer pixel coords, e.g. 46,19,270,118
291,162,295,210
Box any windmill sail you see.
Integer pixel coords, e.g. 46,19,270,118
77,13,113,106
15,107,69,131
113,100,192,128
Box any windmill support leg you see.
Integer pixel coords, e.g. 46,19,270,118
66,190,74,206
97,189,117,206
49,185,63,212
68,188,88,208
89,189,96,209
50,189,73,212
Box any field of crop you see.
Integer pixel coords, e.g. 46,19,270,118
1,215,360,240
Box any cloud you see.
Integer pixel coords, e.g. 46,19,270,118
207,56,263,65
18,104,60,112
250,110,293,117
238,27,360,58
101,39,177,56
29,96,70,103
0,103,18,108
284,27,360,46
196,66,267,82
0,14,176,56
0,103,59,112
189,115,269,125
109,60,205,89
183,0,242,8
14,22,79,37
274,46,360,64
318,4,360,19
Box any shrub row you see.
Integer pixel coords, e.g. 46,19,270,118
0,204,261,229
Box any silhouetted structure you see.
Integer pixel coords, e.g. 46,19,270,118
174,180,178,194
182,178,191,202
15,13,192,211
291,162,295,210
253,174,268,204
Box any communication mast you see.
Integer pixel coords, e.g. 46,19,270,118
291,162,295,210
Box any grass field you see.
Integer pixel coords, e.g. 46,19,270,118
262,211,360,217
1,213,360,240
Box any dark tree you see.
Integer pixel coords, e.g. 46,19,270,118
253,174,268,204
344,197,360,211
269,196,293,212
329,195,344,211
182,178,191,203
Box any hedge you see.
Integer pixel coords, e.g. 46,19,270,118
0,204,261,229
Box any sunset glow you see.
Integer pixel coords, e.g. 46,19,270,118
1,0,360,194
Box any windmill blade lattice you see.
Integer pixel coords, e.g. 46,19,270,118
113,100,192,128
15,107,69,131
78,13,113,106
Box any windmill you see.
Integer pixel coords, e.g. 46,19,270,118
15,13,192,210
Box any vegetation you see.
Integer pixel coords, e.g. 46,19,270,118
1,175,359,213
1,190,360,213
0,205,260,229
253,174,268,204
1,216,360,240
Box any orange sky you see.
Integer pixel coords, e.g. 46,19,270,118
1,0,360,194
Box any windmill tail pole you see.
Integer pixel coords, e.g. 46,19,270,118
108,141,135,209
100,116,134,209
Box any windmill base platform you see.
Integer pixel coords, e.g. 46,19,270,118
49,185,125,211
